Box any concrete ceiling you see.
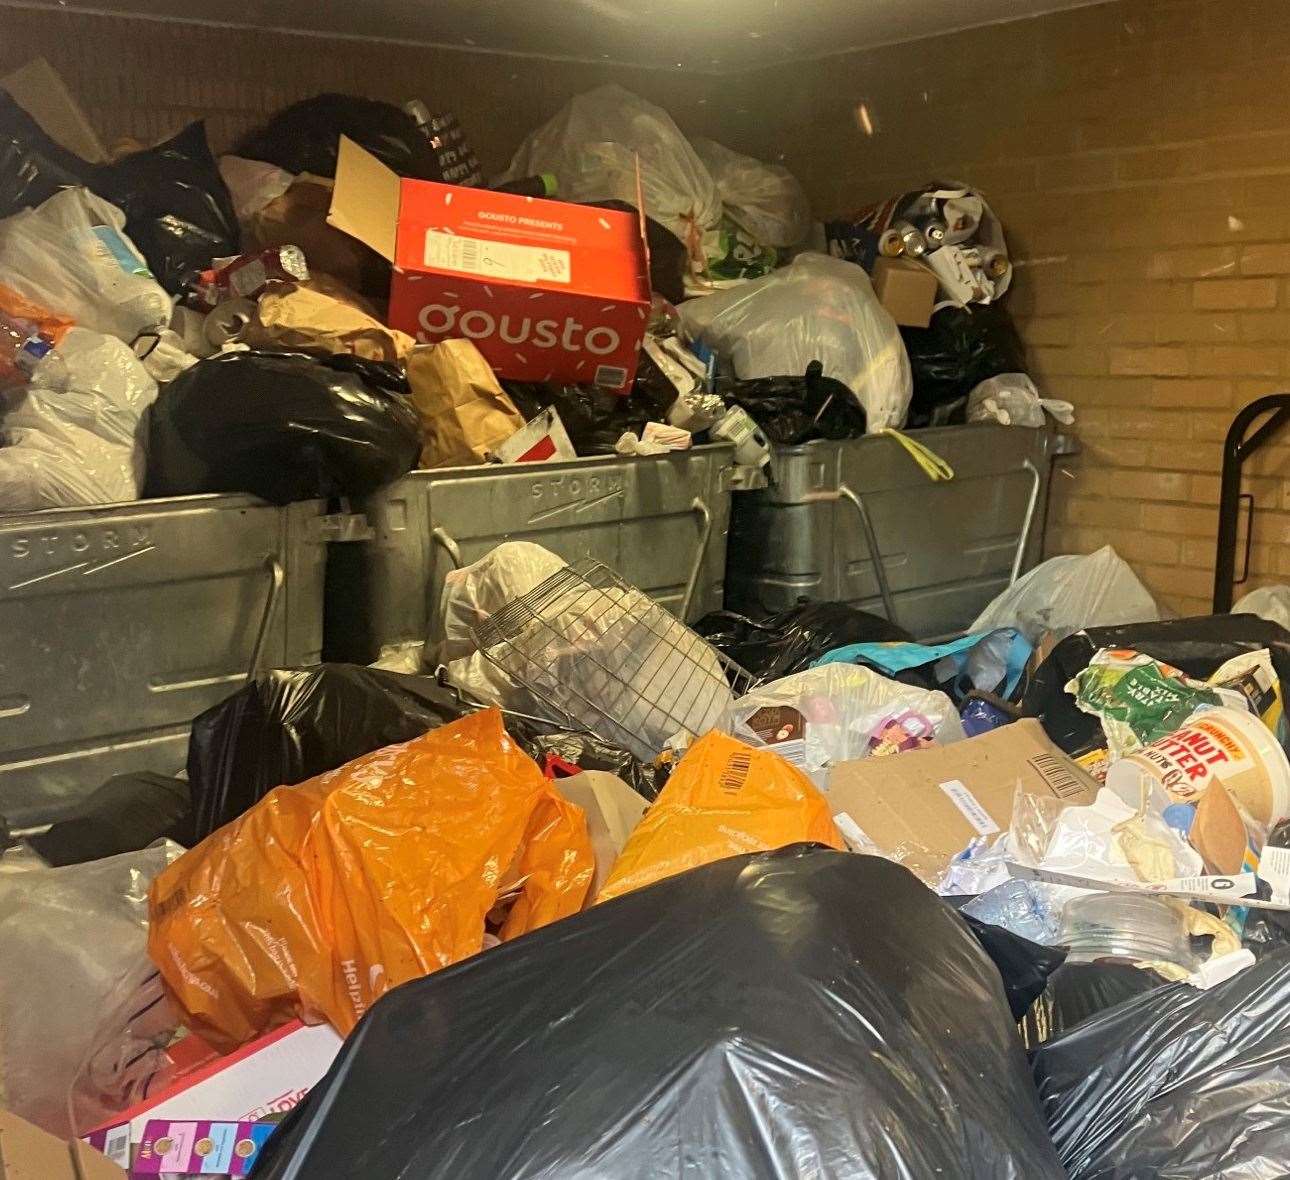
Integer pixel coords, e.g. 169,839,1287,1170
33,0,1109,71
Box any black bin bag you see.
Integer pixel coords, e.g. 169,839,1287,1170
186,664,666,840
145,350,420,503
722,360,867,445
696,601,913,684
0,91,91,216
94,120,239,294
250,848,1064,1180
1023,613,1290,757
186,665,472,842
1031,945,1290,1179
234,93,442,180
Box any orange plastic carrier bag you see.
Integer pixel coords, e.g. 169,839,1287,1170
149,709,593,1048
596,731,843,903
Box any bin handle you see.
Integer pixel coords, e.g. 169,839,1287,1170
837,484,899,624
431,526,463,569
680,496,713,621
1008,459,1042,586
246,556,284,685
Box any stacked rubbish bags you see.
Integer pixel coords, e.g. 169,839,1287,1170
9,63,1289,1180
0,74,1063,521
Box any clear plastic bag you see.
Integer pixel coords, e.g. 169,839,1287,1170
500,84,721,253
721,662,963,788
969,546,1160,644
0,327,158,511
679,253,913,431
690,136,810,248
0,840,184,1136
967,372,1074,428
0,187,171,343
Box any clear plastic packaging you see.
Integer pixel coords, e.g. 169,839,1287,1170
721,662,963,788
1060,893,1195,973
0,187,171,343
679,252,913,431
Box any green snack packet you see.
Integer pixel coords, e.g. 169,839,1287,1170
1068,649,1238,760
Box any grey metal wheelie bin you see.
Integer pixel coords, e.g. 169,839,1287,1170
0,494,344,827
724,424,1072,640
327,444,735,664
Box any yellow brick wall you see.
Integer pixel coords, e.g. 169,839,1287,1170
747,0,1290,617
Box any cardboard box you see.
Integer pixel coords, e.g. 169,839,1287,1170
870,257,938,328
83,1020,342,1168
826,719,1098,882
0,1110,125,1179
328,137,650,391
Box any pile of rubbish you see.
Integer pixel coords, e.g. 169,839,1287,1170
7,528,1290,1179
0,70,1066,516
14,61,1279,1180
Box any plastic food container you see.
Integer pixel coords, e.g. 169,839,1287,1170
1060,893,1194,973
1106,706,1290,829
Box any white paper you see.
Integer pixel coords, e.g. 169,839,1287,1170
1259,845,1290,905
424,230,571,284
939,779,1000,836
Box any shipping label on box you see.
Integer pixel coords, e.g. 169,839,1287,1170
329,137,650,391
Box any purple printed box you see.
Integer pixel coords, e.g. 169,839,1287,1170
132,1119,275,1176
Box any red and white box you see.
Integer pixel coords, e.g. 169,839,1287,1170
82,1020,343,1166
328,137,651,391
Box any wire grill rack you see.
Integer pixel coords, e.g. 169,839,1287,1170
471,559,753,762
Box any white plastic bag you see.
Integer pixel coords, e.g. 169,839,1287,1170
1234,585,1290,632
433,542,568,664
969,546,1160,644
722,663,964,789
690,137,810,248
0,187,171,343
679,253,913,431
967,373,1074,428
0,328,158,511
218,154,295,222
501,84,721,253
0,841,184,1136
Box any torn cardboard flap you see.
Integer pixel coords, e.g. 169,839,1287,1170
328,135,400,263
826,719,1098,883
0,58,106,164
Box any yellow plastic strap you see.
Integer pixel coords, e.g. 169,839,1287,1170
879,429,955,481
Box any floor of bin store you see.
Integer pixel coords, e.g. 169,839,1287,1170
6,1,1290,1178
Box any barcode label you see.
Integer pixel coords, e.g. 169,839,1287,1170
101,1122,132,1167
719,750,752,793
594,364,628,389
1029,752,1089,800
938,779,1000,836
423,230,571,284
